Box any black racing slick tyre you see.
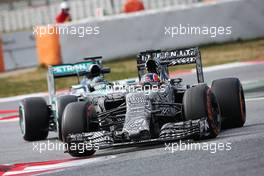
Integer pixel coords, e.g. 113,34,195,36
57,95,78,141
211,78,246,128
19,97,49,141
183,84,221,139
61,102,96,157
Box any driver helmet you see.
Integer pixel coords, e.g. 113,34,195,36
89,76,107,91
92,76,105,84
146,59,158,74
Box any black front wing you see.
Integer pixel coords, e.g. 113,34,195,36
65,118,209,151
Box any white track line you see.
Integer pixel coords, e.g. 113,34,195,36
3,155,116,176
197,62,251,73
0,92,48,103
246,97,264,102
0,118,19,123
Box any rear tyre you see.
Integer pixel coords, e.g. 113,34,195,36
183,84,221,139
57,95,78,141
19,97,49,141
61,102,96,157
211,78,246,128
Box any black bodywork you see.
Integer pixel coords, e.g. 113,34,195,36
65,47,213,150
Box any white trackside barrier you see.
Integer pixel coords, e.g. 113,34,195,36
0,0,199,32
59,0,264,63
1,0,264,70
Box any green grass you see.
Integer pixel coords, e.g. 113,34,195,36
0,38,264,98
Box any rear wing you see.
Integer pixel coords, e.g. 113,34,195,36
47,57,110,103
137,47,204,83
50,56,104,78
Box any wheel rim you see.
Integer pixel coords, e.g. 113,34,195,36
19,103,26,135
239,85,246,124
206,89,221,136
57,120,61,139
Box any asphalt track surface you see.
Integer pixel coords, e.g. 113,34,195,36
0,62,264,176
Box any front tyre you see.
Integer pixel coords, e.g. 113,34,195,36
61,102,96,157
57,95,78,141
19,97,49,141
183,84,221,139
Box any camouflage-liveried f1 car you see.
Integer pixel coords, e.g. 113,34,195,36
62,47,246,157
